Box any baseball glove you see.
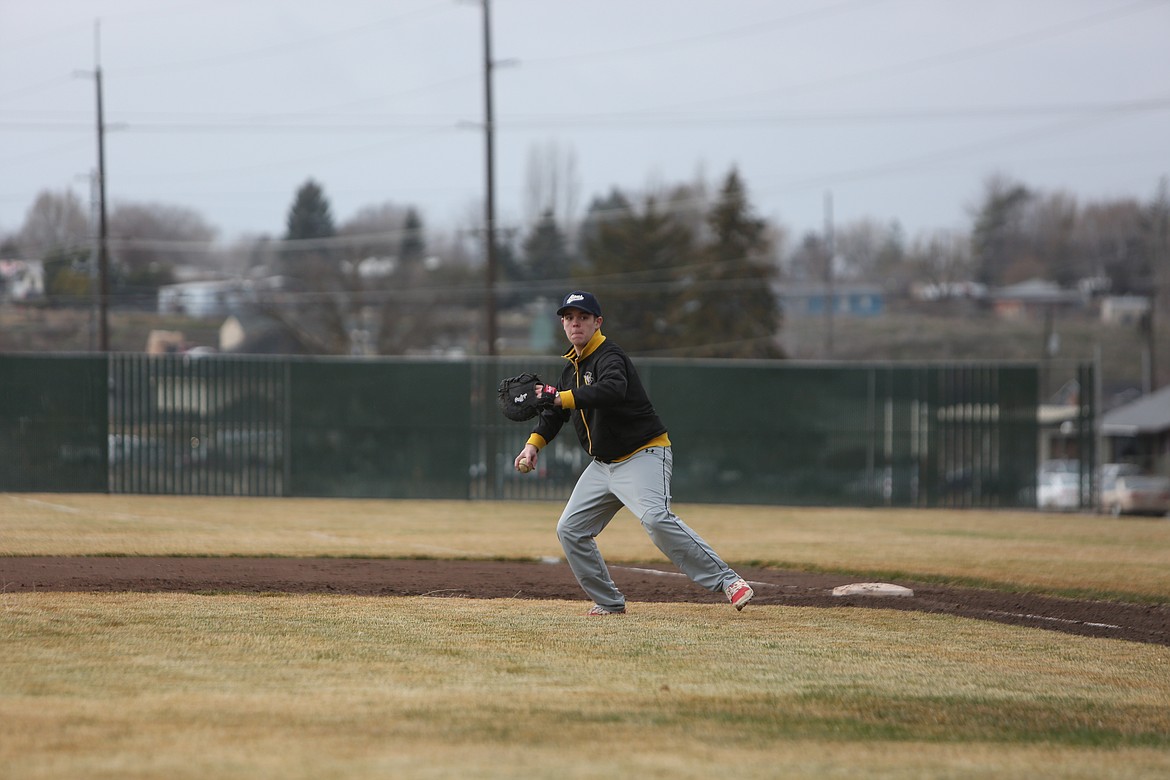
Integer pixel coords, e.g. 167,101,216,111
497,373,557,422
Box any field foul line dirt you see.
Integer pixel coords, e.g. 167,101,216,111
613,565,1137,634
985,610,1122,631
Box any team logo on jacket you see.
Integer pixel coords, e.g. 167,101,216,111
583,372,594,385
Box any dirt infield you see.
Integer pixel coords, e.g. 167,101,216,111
3,556,1168,646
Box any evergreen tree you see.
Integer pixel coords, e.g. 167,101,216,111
399,208,425,267
495,238,528,310
578,192,696,354
267,179,355,353
576,189,631,268
521,209,573,297
281,179,337,282
680,169,783,358
970,178,1031,288
285,179,335,241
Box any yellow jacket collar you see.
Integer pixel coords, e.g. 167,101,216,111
564,330,606,362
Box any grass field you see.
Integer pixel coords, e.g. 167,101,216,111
3,494,1170,779
5,494,1169,601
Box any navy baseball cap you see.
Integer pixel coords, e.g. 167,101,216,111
557,290,602,317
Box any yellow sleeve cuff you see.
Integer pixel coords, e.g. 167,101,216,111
559,390,576,410
526,434,548,450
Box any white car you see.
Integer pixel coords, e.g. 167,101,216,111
1039,459,1079,474
1037,470,1082,511
1100,464,1170,517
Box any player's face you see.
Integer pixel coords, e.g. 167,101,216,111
562,308,601,350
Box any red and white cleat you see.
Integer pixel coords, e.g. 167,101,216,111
724,578,754,611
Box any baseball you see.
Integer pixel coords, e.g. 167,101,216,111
517,458,532,474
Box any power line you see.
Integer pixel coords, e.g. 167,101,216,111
499,99,1170,129
768,95,1170,196
0,74,76,103
107,2,454,78
517,0,886,66
0,119,462,133
4,98,1167,134
0,136,91,168
647,0,1166,112
125,128,447,182
0,0,255,52
269,72,479,118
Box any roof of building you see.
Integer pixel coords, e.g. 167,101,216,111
992,278,1082,303
1101,384,1170,436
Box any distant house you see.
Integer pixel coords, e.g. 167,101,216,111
776,282,885,318
158,280,249,318
0,259,45,301
990,279,1082,320
1101,384,1170,475
910,280,988,302
1100,295,1150,326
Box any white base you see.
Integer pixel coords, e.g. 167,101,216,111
831,582,914,598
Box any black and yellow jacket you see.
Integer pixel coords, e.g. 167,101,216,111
527,330,669,463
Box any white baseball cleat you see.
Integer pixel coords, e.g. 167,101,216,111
586,604,626,616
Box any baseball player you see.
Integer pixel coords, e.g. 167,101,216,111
513,290,753,615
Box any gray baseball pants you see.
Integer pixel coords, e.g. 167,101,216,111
556,445,739,610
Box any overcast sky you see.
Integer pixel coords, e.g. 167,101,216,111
2,0,1168,250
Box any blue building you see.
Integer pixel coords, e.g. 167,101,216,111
776,282,885,318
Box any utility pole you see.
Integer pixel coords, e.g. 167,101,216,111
92,22,111,352
481,0,498,356
1151,175,1169,390
88,170,100,351
824,190,835,359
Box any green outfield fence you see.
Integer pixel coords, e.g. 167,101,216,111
0,353,1091,507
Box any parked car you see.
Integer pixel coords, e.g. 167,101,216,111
1100,462,1142,484
1039,458,1079,474
1100,464,1170,517
1037,470,1082,511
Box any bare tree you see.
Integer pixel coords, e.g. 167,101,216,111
784,232,826,283
1029,191,1081,287
1075,198,1147,294
18,189,90,258
522,141,581,234
906,229,972,288
339,202,411,261
969,173,1033,288
1152,177,1170,321
109,202,218,276
222,234,278,276
16,190,94,304
834,219,889,282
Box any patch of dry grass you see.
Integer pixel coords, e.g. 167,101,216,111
3,495,1170,777
3,594,1169,779
3,494,1168,601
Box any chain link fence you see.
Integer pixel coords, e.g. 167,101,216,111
2,353,1079,507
